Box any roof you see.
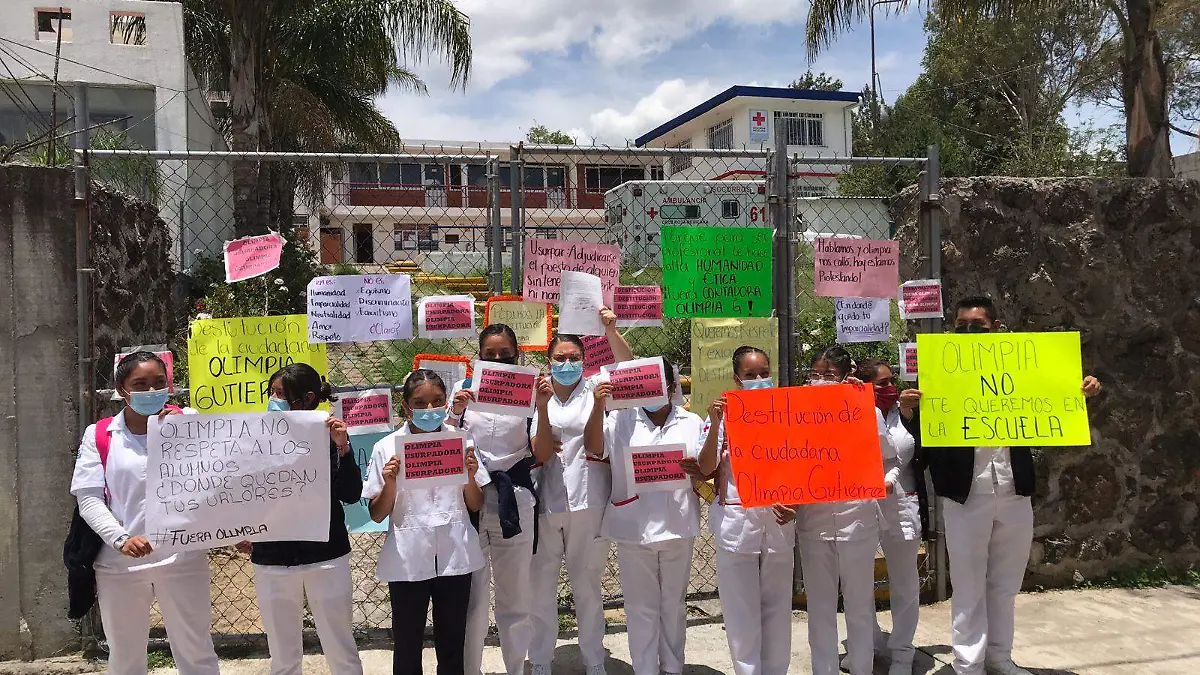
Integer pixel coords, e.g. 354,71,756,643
634,85,862,147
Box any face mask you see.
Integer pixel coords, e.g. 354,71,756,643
411,408,448,432
954,324,991,334
740,377,773,390
808,379,839,387
643,403,667,414
128,390,170,417
267,398,291,412
875,384,900,412
551,361,584,386
486,354,519,365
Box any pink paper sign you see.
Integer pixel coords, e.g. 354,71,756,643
603,357,668,411
224,233,284,283
338,389,393,435
614,286,663,327
582,334,615,378
418,295,476,339
898,279,944,320
628,443,691,493
813,237,899,299
522,237,621,306
899,342,918,381
400,432,467,487
472,362,539,416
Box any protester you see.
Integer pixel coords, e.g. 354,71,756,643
528,309,633,675
695,346,796,675
365,369,485,675
451,324,552,675
854,358,927,675
798,346,885,675
70,352,220,675
246,364,364,675
595,358,703,675
904,296,1102,675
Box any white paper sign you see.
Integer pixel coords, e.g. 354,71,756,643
146,411,331,552
468,360,540,418
396,430,469,488
414,357,470,391
898,279,944,320
307,274,413,343
335,388,394,435
417,294,477,339
557,270,605,336
602,357,669,411
624,443,692,495
835,297,891,344
899,342,918,382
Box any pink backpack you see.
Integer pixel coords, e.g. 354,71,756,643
94,406,181,500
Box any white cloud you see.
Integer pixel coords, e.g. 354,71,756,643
588,78,722,142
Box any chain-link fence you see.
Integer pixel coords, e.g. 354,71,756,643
82,139,943,648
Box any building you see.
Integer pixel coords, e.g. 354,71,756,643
1176,152,1200,181
0,0,231,267
634,85,862,196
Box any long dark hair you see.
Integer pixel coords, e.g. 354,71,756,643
268,363,335,411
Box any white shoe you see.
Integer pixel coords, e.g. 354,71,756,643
986,660,1034,675
531,664,551,675
586,666,607,675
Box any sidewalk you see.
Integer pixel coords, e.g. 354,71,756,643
94,585,1200,674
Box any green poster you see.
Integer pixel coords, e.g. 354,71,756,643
660,226,773,318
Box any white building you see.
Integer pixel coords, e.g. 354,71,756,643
0,0,231,267
634,85,862,196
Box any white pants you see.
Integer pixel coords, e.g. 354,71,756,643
529,508,609,668
616,538,693,675
95,555,220,675
943,495,1034,675
877,530,921,667
716,547,794,675
800,537,878,675
466,486,536,675
253,555,364,675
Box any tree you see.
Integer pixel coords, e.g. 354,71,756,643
806,0,1185,178
788,70,845,91
526,124,575,144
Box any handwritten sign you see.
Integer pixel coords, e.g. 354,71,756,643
484,295,551,351
899,342,918,382
412,354,471,390
188,316,328,414
146,411,332,551
836,298,891,344
344,431,388,533
660,226,772,318
224,232,284,283
602,357,668,411
627,443,690,494
813,237,899,298
915,332,1091,447
398,431,468,488
417,295,476,339
112,347,175,399
336,388,394,435
690,318,778,413
522,237,621,306
724,386,886,507
614,286,663,327
557,271,605,336
899,279,943,320
582,334,615,378
307,274,413,343
470,360,539,417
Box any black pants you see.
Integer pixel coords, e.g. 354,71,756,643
389,573,473,675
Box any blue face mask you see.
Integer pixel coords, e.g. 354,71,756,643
128,390,170,417
741,377,773,390
267,398,291,412
551,360,584,386
411,408,448,432
643,403,667,414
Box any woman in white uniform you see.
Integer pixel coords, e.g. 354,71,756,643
797,346,885,675
593,358,704,675
528,310,633,675
70,352,220,675
451,324,554,675
365,369,486,675
855,358,925,675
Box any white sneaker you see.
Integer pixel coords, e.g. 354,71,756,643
986,660,1034,675
531,664,551,675
586,666,607,675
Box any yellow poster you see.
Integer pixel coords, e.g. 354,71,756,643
915,332,1091,447
484,296,551,351
690,318,778,414
188,316,328,414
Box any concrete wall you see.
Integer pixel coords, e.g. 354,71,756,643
1175,152,1200,180
0,165,80,659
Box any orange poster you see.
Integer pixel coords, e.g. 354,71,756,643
724,385,886,507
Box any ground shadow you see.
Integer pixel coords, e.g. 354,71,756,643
543,645,724,675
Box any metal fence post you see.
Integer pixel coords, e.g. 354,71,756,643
73,81,93,440
770,134,794,386
509,146,524,294
487,157,503,294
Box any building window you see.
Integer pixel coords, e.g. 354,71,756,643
584,165,650,192
707,118,734,150
535,226,558,240
650,165,665,181
36,9,72,42
774,111,825,147
669,139,692,174
419,226,439,252
444,233,460,245
110,12,146,45
394,226,414,251
721,200,740,219
661,204,701,220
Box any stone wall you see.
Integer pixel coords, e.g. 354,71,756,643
894,176,1200,586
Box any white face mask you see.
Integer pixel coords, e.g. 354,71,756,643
808,379,839,387
740,377,773,390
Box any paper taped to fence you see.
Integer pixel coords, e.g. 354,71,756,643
224,232,284,283
915,332,1091,447
469,360,539,417
484,296,551,351
899,279,944,320
614,286,663,327
412,354,471,390
188,316,328,414
336,388,394,435
690,318,778,414
522,237,621,306
146,411,332,552
899,342,918,381
307,274,413,343
813,237,899,299
625,443,691,494
835,298,891,344
660,226,773,318
417,295,476,339
602,357,669,411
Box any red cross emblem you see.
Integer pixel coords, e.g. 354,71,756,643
646,207,658,219
752,112,766,126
